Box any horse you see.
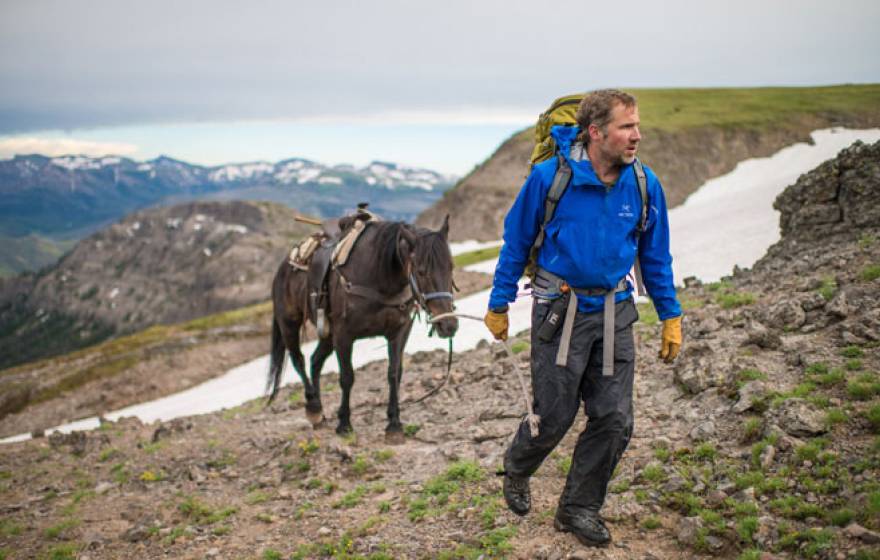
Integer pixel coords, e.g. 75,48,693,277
267,216,459,443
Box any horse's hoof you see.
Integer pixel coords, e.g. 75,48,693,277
335,424,353,436
384,430,406,445
305,410,325,428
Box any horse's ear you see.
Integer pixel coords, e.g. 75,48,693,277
398,226,418,262
439,214,450,240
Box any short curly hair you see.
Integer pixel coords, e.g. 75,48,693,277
575,89,637,145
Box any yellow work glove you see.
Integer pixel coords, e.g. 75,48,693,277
659,315,683,363
484,308,509,341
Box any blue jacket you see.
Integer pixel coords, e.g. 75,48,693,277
488,125,681,320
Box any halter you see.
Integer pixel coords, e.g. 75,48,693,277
409,271,454,310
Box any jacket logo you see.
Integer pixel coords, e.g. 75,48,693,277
618,204,634,218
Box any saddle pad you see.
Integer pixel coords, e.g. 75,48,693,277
287,233,324,270
331,218,372,267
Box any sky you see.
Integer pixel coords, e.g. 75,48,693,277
1,0,879,174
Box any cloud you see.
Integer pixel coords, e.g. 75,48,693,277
0,137,139,159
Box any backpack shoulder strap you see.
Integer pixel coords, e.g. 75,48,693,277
526,154,571,278
633,158,648,234
632,157,649,296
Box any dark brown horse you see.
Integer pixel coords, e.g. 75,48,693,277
267,217,458,442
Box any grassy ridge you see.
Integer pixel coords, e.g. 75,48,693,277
631,84,880,132
0,234,76,277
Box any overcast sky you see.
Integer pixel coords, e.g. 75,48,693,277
1,0,879,173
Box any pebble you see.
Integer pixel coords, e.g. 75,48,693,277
317,526,332,536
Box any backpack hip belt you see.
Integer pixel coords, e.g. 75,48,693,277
533,267,627,376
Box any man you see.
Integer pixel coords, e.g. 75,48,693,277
483,89,682,547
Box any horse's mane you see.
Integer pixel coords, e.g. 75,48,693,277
412,226,452,272
373,221,411,280
372,222,451,281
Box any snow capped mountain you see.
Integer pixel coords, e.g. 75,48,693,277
0,153,457,257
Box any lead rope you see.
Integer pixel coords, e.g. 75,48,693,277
425,312,540,438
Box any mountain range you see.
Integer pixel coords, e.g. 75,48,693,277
0,154,455,275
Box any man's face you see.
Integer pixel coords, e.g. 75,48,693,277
591,102,641,166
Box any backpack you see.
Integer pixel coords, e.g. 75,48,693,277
525,94,649,295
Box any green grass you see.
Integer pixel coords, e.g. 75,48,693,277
866,404,880,433
641,464,666,483
453,245,502,268
629,85,880,133
333,485,368,509
178,495,237,525
861,264,880,282
403,424,421,437
641,516,661,530
841,346,865,359
818,277,837,301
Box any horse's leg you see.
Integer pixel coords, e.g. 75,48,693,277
333,335,356,435
306,337,334,427
277,317,315,401
385,320,414,445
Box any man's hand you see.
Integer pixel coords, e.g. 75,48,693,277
484,308,509,341
659,315,682,363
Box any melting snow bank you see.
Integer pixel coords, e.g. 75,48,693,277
463,128,880,280
3,127,879,444
669,127,880,283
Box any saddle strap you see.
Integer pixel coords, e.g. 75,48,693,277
340,273,414,308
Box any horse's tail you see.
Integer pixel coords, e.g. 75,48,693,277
267,317,286,402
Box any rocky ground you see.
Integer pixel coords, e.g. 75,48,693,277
1,141,879,559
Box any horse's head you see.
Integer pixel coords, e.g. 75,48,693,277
404,216,458,338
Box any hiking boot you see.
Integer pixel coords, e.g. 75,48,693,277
554,509,611,547
502,473,530,516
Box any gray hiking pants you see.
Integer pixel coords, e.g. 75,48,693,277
504,297,638,514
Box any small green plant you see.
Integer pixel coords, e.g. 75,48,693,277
846,359,864,371
333,485,368,509
641,516,661,530
825,408,849,428
847,372,880,400
830,508,855,526
246,490,270,505
262,549,283,560
298,437,320,455
818,277,837,301
865,404,880,433
860,264,880,282
841,345,864,359
816,367,846,386
557,456,572,475
653,446,671,462
694,443,717,461
738,368,768,384
716,290,756,309
736,516,759,542
41,544,79,560
97,447,120,462
510,340,529,354
44,518,80,540
378,500,391,513
373,449,394,462
138,469,165,482
742,417,763,442
351,454,371,476
641,464,666,483
403,424,421,437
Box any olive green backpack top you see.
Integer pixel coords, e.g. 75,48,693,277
529,94,583,166
525,93,649,297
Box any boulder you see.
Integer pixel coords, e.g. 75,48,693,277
763,300,806,330
774,399,827,437
743,320,783,349
676,516,704,546
733,380,767,413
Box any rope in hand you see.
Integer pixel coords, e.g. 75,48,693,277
426,312,540,438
